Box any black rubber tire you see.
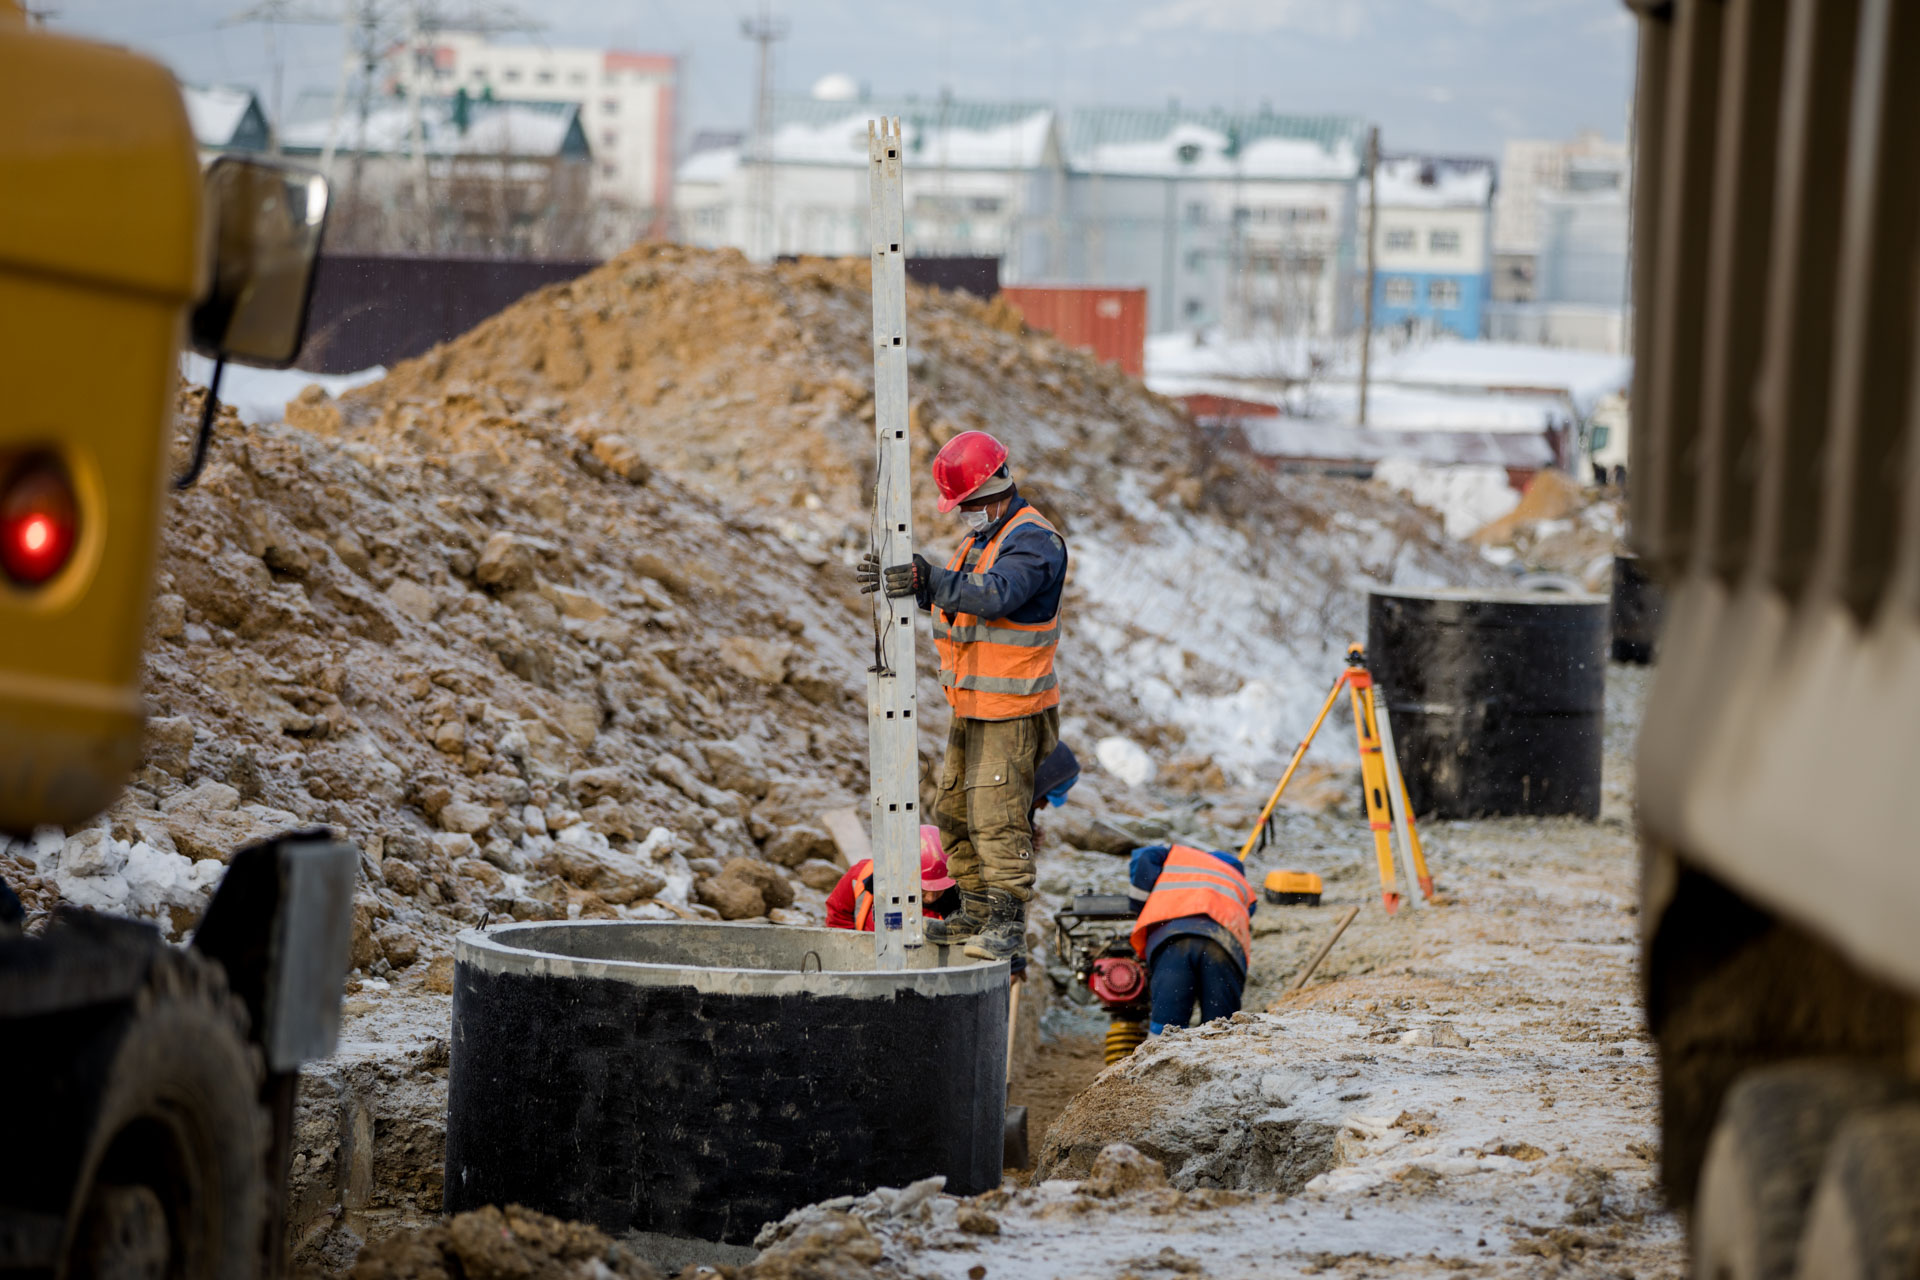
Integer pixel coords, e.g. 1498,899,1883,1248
1693,1060,1914,1280
1793,1107,1920,1280
64,949,267,1280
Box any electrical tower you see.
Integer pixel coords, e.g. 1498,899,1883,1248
740,3,787,261
227,0,540,251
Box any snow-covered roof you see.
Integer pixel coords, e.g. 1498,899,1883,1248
279,96,587,159
1148,332,1632,421
1154,373,1571,434
676,98,1054,181
1362,339,1631,417
182,83,269,151
1375,156,1495,208
1238,418,1554,470
1066,107,1366,180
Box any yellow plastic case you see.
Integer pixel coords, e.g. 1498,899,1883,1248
1263,869,1324,906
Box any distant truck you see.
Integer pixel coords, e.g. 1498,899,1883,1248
0,8,354,1279
1627,1,1920,1275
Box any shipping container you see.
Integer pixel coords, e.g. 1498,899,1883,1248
999,285,1148,378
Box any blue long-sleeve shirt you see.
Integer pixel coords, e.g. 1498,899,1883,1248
920,493,1066,623
1128,844,1257,974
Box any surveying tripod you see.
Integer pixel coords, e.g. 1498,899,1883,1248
1239,644,1434,914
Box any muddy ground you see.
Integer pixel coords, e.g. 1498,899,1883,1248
298,661,1681,1278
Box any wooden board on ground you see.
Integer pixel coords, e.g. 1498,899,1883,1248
820,806,871,868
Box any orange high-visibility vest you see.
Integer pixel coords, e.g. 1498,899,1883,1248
1130,845,1256,963
932,505,1061,721
850,858,876,931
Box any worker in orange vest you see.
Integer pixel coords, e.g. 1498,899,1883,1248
1129,844,1258,1032
856,430,1067,966
824,827,960,931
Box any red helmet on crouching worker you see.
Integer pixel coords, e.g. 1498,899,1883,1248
933,430,1010,513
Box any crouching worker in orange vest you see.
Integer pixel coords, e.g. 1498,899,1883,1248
856,430,1067,967
1129,844,1258,1033
824,827,960,931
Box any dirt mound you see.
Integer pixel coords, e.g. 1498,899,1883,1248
352,245,1183,532
347,1205,659,1280
1471,468,1624,589
5,245,1494,975
4,379,871,970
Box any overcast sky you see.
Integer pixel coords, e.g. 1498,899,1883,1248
49,0,1636,159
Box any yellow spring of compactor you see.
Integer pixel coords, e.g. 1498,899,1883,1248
1104,1019,1147,1065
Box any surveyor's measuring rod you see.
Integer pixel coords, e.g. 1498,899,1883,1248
864,117,924,968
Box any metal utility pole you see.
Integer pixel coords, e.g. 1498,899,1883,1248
1358,125,1380,426
864,116,923,970
741,4,788,260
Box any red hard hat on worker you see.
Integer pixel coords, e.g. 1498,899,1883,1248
933,431,1010,512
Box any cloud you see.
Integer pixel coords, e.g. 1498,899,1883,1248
1135,0,1375,39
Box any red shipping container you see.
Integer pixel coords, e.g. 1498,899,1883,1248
999,285,1148,378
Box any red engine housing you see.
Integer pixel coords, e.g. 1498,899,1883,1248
1089,955,1148,1006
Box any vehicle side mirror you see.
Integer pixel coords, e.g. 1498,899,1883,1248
189,157,328,369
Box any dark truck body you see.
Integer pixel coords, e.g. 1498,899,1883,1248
1626,0,1920,1251
0,835,356,1279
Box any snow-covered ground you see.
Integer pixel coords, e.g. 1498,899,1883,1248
1065,469,1499,786
1371,457,1520,540
182,353,384,424
753,664,1681,1280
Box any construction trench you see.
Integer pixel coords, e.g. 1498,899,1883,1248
0,242,1673,1277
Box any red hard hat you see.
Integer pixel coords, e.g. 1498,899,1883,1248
919,825,956,892
932,431,1010,513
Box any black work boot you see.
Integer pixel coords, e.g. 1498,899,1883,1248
963,890,1027,964
925,889,989,945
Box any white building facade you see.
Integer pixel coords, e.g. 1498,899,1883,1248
1362,156,1495,339
676,95,1062,273
675,96,1368,338
1061,109,1366,337
1487,132,1631,352
421,34,677,238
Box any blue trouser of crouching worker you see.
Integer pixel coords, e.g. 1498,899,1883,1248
1148,934,1248,1033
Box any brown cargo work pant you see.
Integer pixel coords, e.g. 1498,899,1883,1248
933,708,1060,902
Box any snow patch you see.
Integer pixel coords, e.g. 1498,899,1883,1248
1371,457,1520,540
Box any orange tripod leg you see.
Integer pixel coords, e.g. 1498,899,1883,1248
1238,670,1348,860
1394,763,1434,900
1348,670,1402,915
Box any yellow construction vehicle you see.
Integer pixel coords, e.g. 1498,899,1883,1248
0,8,355,1279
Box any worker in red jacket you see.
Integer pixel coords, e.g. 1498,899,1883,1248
826,826,960,931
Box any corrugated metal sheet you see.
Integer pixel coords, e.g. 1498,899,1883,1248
1000,285,1148,377
295,254,601,374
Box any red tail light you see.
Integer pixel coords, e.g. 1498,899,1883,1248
0,455,79,588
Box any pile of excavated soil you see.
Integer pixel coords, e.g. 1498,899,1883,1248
3,244,1493,989
346,1205,662,1280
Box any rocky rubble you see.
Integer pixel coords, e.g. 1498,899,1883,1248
6,245,1489,967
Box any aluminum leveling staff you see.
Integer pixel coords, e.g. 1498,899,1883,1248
858,430,1067,968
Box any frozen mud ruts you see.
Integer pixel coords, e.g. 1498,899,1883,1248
445,921,1007,1249
1368,587,1607,819
1609,554,1663,664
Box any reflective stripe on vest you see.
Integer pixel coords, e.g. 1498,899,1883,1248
1130,845,1256,964
851,858,875,932
934,505,1062,721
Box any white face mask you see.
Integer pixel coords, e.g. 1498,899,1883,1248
962,509,993,533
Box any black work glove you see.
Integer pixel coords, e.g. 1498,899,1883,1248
884,554,932,600
859,551,930,599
